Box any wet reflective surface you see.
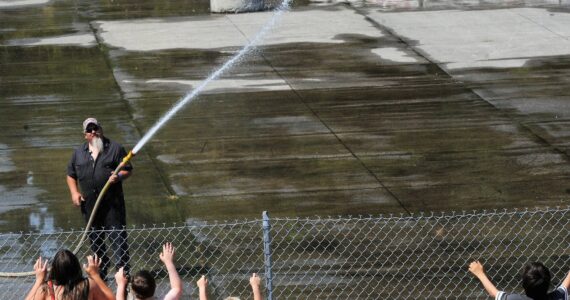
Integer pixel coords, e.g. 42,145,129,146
1,0,570,232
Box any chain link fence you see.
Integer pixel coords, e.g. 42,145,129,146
1,208,569,299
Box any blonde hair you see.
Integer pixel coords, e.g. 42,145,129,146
224,297,241,300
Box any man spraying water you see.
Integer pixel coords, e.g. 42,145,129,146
66,118,132,280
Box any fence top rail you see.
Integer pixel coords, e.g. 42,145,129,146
1,206,569,237
271,206,570,221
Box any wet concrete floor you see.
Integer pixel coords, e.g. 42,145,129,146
1,0,570,232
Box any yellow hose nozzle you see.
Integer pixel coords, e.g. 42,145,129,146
122,150,135,165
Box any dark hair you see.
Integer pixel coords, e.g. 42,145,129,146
132,270,156,299
49,249,89,300
522,262,551,300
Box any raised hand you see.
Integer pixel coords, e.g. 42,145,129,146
84,254,102,277
250,273,263,300
197,275,208,300
115,267,128,286
469,260,485,277
197,275,208,289
250,273,261,287
159,242,175,264
33,257,48,282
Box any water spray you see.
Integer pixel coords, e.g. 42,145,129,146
0,0,291,277
132,0,292,154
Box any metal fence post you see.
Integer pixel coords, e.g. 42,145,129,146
262,211,274,300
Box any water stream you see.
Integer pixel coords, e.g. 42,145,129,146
132,0,292,154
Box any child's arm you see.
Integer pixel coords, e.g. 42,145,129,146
469,260,499,298
560,270,570,290
197,275,208,300
160,243,183,300
85,254,116,300
114,267,128,300
25,257,48,300
250,273,262,300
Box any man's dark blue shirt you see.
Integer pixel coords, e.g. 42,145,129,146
67,137,132,227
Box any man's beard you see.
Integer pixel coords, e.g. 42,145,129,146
90,136,104,154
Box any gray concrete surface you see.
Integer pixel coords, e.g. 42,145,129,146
1,0,570,232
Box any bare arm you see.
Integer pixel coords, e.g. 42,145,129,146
25,257,48,300
197,276,208,300
85,255,116,300
561,271,570,290
66,175,83,207
109,170,132,184
114,267,128,300
250,273,262,300
160,243,183,300
469,260,499,298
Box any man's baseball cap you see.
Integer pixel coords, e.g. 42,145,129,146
83,118,100,133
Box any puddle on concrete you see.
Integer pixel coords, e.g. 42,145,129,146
7,33,96,47
445,54,570,157
0,2,89,45
369,124,570,211
28,205,55,233
252,115,325,135
0,42,173,232
0,185,42,215
0,146,16,173
180,187,403,220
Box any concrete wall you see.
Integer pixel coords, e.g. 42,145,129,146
211,0,264,13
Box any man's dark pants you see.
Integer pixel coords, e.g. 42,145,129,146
83,202,130,280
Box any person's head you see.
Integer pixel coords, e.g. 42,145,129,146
83,117,102,136
49,249,88,299
522,262,551,299
224,297,241,300
83,118,104,151
131,270,156,299
50,249,83,286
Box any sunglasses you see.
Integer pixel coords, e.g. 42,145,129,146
85,124,100,133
